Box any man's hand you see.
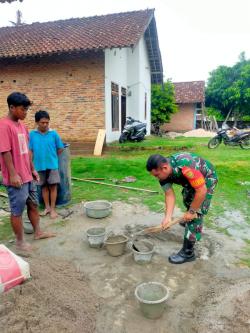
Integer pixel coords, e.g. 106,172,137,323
10,174,22,188
32,170,40,182
182,211,198,222
161,217,171,230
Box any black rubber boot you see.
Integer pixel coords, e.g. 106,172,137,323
168,239,196,264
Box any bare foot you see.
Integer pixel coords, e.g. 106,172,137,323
15,242,33,257
50,210,58,219
34,231,56,240
39,208,51,217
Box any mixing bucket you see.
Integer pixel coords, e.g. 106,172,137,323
135,282,169,319
104,235,128,256
84,200,112,219
86,227,106,248
132,240,154,264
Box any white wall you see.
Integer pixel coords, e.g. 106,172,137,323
105,37,151,142
105,47,127,142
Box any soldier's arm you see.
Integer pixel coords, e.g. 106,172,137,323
181,166,207,220
161,187,176,229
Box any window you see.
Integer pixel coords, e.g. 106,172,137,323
111,82,119,131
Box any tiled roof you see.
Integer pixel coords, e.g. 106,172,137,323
0,9,154,59
173,81,205,104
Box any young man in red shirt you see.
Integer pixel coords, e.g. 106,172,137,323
0,92,55,253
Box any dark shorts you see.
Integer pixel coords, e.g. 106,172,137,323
6,181,39,216
38,169,60,186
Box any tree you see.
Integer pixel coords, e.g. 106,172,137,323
10,10,24,26
206,52,250,122
151,80,177,132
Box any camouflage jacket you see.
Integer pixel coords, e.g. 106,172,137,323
159,152,218,193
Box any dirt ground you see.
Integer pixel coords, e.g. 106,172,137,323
0,201,250,333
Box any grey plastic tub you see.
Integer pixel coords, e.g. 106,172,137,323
132,240,154,264
84,200,112,219
86,227,106,248
23,220,34,234
135,282,169,319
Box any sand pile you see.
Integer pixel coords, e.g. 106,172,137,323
0,257,101,333
183,128,215,137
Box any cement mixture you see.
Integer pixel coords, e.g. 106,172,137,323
0,202,249,333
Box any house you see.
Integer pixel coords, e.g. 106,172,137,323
163,81,205,132
0,9,163,143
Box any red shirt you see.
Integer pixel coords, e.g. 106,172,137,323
0,117,33,186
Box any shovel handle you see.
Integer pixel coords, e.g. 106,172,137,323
143,217,184,234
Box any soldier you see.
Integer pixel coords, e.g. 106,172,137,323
146,152,218,264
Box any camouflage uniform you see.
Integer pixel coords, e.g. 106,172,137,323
160,152,218,242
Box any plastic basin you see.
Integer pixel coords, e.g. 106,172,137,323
84,200,112,219
135,282,169,319
132,240,154,264
23,220,34,234
104,235,128,257
86,227,106,248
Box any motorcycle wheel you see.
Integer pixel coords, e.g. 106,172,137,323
119,133,128,143
240,137,250,149
208,136,221,149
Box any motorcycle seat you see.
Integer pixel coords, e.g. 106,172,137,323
134,123,146,130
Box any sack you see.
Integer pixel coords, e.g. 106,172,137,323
0,244,30,293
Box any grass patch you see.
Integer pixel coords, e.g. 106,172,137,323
72,137,250,225
0,216,13,242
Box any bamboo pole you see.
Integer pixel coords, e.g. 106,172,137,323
71,177,158,194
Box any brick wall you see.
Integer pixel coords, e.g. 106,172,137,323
0,51,105,142
162,104,195,132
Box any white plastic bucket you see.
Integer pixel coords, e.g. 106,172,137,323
132,240,154,264
86,227,106,248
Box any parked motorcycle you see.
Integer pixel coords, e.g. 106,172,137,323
119,117,147,143
208,123,250,149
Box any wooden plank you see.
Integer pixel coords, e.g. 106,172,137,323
71,177,158,194
93,129,106,156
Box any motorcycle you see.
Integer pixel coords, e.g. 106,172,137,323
208,123,250,149
119,117,147,143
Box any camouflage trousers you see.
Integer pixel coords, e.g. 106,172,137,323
181,178,217,241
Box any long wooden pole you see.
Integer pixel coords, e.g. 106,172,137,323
71,177,158,194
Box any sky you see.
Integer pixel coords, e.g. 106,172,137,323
0,0,250,83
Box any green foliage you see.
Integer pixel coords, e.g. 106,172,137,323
151,80,177,125
242,115,250,121
206,52,250,120
206,107,225,120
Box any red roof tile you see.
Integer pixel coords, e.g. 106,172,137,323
173,81,205,104
0,9,154,59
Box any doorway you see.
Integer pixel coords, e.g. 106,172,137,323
121,87,127,130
